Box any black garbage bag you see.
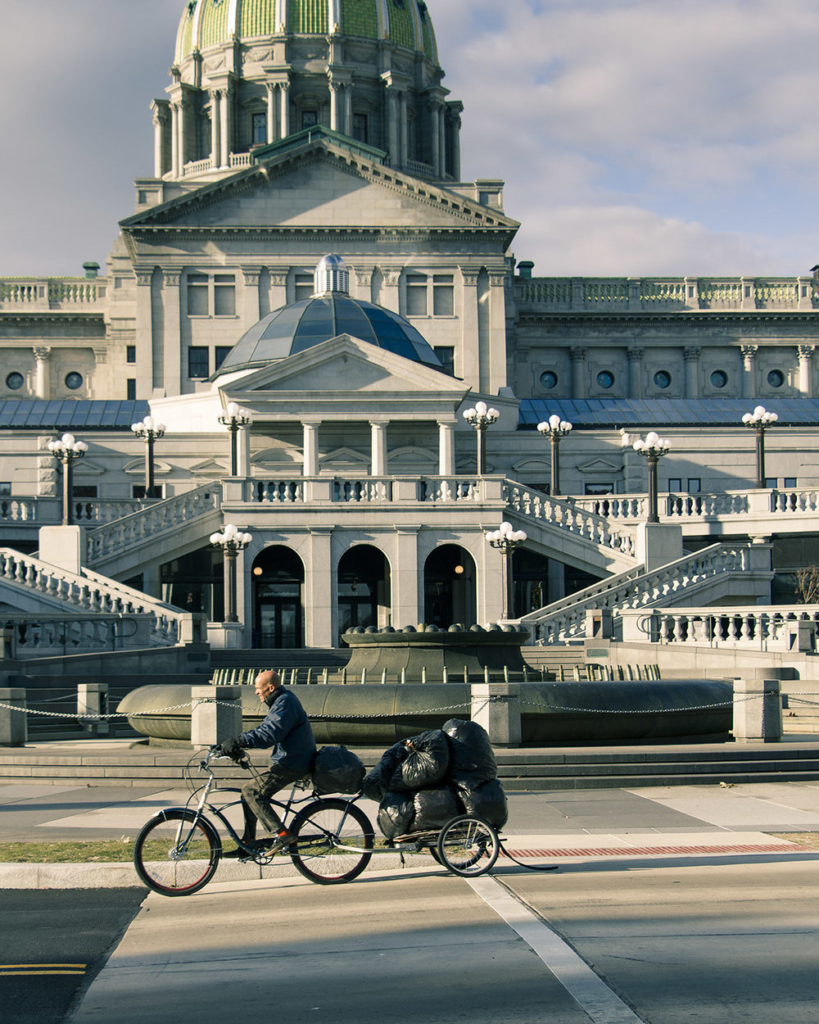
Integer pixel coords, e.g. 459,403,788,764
413,784,461,832
456,779,508,829
390,730,450,791
311,745,366,795
362,741,411,802
377,791,415,840
442,718,497,788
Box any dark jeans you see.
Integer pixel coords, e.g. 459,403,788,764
240,763,306,841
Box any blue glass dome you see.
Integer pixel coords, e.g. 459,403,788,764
214,294,445,377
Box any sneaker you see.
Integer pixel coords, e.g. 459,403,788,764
258,830,296,854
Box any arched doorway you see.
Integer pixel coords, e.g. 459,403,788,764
337,545,391,641
252,546,305,649
424,545,477,627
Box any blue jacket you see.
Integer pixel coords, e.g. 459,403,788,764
239,687,316,774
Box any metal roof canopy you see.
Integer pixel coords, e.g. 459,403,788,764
0,400,150,430
519,398,819,429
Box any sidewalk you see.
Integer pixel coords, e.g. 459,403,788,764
2,740,819,887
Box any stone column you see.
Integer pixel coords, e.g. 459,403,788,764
170,103,180,177
799,345,814,396
303,421,320,477
430,103,441,177
399,92,408,167
381,269,401,313
237,422,251,478
34,347,51,400
177,96,187,173
269,269,288,310
741,345,758,400
152,103,169,178
570,347,587,400
627,347,643,398
438,109,446,177
684,347,700,399
460,268,481,392
488,270,508,394
279,81,290,139
438,421,456,476
386,88,399,165
393,527,421,629
370,421,388,477
329,80,340,132
210,91,222,168
163,270,182,395
266,83,277,143
241,267,261,331
352,266,374,302
220,85,232,168
450,109,462,180
305,528,334,648
344,86,353,138
134,268,156,392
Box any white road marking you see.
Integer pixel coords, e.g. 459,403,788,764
468,875,644,1024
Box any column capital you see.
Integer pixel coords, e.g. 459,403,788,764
352,266,375,288
460,267,481,287
488,270,507,289
684,346,701,362
92,346,108,364
33,346,51,362
163,269,182,287
799,345,815,361
241,266,262,286
382,269,401,288
134,268,154,288
741,344,758,360
268,268,289,288
570,347,587,363
627,347,644,362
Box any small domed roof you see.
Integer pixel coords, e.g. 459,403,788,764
176,0,438,64
214,255,444,377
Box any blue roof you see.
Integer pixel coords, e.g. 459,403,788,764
520,398,819,429
0,400,150,430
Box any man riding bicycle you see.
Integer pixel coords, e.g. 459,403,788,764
219,669,316,858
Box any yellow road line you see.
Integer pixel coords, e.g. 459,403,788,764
0,970,86,976
0,964,86,969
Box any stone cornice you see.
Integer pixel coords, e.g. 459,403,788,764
516,311,819,328
0,312,105,327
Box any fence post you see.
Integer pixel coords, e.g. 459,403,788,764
78,683,109,737
0,688,27,746
471,683,521,747
191,685,243,747
733,677,782,743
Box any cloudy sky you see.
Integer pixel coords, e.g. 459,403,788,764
2,0,818,278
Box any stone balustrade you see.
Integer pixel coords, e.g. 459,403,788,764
0,499,39,523
621,605,819,651
520,543,755,645
0,549,195,646
0,277,106,311
1,613,154,658
515,276,816,313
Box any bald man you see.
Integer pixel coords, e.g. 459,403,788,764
219,669,316,858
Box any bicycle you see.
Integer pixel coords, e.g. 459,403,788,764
133,748,375,896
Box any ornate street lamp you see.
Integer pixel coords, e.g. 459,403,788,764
742,405,778,489
537,414,573,496
463,401,499,475
131,416,166,499
486,521,527,620
218,403,253,477
633,432,671,523
47,433,88,526
209,524,252,624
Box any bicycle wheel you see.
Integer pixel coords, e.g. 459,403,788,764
436,815,499,877
133,809,221,897
289,798,374,885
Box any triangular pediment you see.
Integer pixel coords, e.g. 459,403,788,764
189,458,228,476
320,447,370,468
578,457,621,474
121,138,519,237
124,458,172,477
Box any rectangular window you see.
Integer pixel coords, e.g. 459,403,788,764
133,484,163,499
433,274,454,316
687,478,701,493
215,346,232,371
0,482,11,497
784,477,798,488
668,478,682,492
187,274,209,316
213,275,236,316
434,346,455,376
126,345,136,364
252,112,267,146
72,486,98,499
294,273,314,301
188,347,209,379
353,113,368,144
126,379,136,400
406,274,428,316
764,477,778,489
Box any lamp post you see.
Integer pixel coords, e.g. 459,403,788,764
537,414,573,496
47,433,88,525
463,401,499,475
742,405,778,489
218,403,253,477
209,524,252,623
131,416,166,499
632,432,671,523
486,521,527,620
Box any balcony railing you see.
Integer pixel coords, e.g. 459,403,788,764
621,605,819,651
0,278,107,312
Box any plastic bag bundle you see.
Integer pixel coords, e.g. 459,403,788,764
377,791,416,840
311,745,366,795
390,730,449,791
442,719,497,789
362,741,410,802
456,779,508,829
413,784,461,832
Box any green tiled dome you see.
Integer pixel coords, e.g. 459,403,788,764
176,0,438,63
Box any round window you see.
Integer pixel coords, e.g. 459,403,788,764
767,369,785,388
653,370,671,390
596,370,615,390
5,372,24,391
65,372,83,391
710,370,727,389
540,370,558,390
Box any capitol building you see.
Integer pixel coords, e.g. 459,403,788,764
1,0,817,656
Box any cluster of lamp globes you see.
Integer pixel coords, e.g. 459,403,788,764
537,414,573,437
209,523,252,550
47,433,89,458
485,521,528,548
131,416,166,438
632,430,671,456
462,400,500,427
742,406,779,429
221,402,253,425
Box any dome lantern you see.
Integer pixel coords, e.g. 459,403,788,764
314,255,350,296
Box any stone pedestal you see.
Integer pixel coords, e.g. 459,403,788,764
38,526,86,574
636,522,683,571
191,685,244,747
206,622,246,649
78,683,109,737
0,688,27,746
471,683,521,746
733,677,782,743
